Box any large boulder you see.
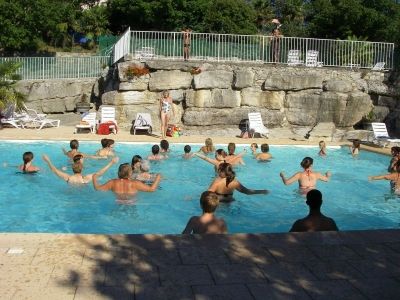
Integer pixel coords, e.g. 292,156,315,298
264,75,322,91
323,79,353,93
233,69,254,89
186,89,240,108
377,95,398,109
148,70,192,91
241,88,284,109
284,90,321,126
193,70,233,89
183,107,285,127
119,74,149,91
338,92,373,127
102,90,159,105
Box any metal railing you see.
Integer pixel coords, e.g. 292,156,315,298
0,56,110,80
113,27,131,63
127,30,395,70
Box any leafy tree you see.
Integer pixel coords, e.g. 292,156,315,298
306,0,400,44
251,0,275,34
0,62,25,111
274,0,307,37
202,0,257,34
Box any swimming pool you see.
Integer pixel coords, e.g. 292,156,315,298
0,140,398,234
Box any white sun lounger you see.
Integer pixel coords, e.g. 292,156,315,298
133,113,152,135
248,112,269,138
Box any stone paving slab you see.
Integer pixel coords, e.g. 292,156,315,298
0,230,399,299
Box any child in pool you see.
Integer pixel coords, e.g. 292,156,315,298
350,139,361,156
255,143,272,161
19,152,40,173
182,145,194,159
182,191,227,234
318,141,327,156
96,138,115,157
147,145,165,161
199,138,215,154
250,143,258,155
63,139,105,160
160,139,170,157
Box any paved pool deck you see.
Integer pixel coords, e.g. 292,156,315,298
0,126,398,299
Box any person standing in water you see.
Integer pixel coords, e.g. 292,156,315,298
280,157,331,194
42,155,118,185
208,162,269,202
92,163,161,202
19,152,40,173
182,191,227,234
369,159,400,194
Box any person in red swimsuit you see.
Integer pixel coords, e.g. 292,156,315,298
280,157,331,195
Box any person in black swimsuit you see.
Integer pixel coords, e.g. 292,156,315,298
208,163,269,202
182,28,192,61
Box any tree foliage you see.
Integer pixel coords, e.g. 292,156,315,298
0,62,25,110
0,0,399,53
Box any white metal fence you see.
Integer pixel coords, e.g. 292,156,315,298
0,56,110,80
127,30,395,70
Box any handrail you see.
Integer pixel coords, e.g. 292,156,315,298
128,30,395,70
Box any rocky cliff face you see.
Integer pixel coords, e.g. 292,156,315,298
15,59,400,139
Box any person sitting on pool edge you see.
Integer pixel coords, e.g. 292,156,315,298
290,189,338,232
19,151,40,173
208,162,269,202
42,154,118,184
92,162,161,202
182,191,227,234
280,157,331,195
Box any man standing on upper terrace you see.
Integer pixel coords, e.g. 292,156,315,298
182,28,192,61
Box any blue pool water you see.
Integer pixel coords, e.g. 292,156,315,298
0,140,398,234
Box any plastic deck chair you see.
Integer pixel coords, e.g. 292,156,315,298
20,107,60,130
248,112,269,138
75,112,97,133
99,106,117,134
372,62,385,71
370,122,400,147
0,104,24,128
287,50,303,66
133,113,152,135
305,50,323,67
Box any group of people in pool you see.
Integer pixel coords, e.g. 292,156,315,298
18,137,396,234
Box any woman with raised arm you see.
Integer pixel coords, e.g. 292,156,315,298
280,157,331,195
208,163,269,202
42,155,118,185
369,159,400,194
195,149,246,170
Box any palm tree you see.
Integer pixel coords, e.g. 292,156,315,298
0,61,26,112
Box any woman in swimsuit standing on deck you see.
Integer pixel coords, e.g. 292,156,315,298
279,157,331,194
160,90,173,139
208,163,269,202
